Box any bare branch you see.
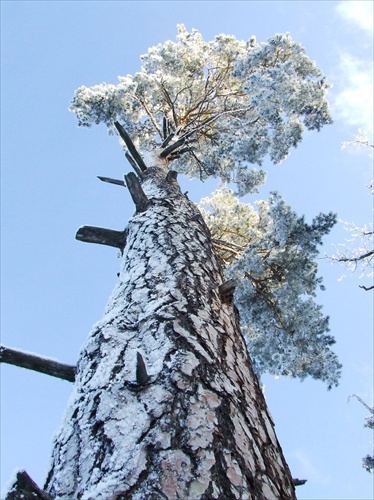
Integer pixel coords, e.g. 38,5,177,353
332,249,374,265
219,279,239,301
160,82,179,128
76,226,127,249
0,345,76,382
161,131,176,149
114,122,148,172
97,176,125,187
160,129,196,158
292,478,307,487
125,152,144,179
125,172,149,212
359,284,374,291
212,238,246,255
5,469,52,500
348,394,374,413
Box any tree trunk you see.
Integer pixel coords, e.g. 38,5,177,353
44,159,296,499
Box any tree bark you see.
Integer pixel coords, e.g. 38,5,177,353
44,161,296,499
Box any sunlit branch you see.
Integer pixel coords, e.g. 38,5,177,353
212,238,246,255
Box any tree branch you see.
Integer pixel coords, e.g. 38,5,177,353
136,96,163,139
125,152,144,179
333,249,374,264
76,226,127,249
97,176,125,187
125,172,149,212
160,82,179,128
166,170,179,183
114,121,148,172
359,284,374,291
212,238,246,256
244,272,295,335
0,345,76,382
5,469,52,500
161,131,176,149
159,129,196,158
219,279,239,301
292,478,307,487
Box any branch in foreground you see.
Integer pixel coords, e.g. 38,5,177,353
0,345,76,382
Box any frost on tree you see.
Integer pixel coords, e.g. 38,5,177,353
45,150,297,498
4,26,341,499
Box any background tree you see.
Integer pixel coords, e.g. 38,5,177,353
3,26,339,498
329,130,373,291
348,394,374,473
327,131,373,475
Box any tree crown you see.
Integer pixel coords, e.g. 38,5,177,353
70,25,332,195
200,189,341,388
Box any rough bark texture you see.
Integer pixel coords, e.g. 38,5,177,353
44,155,296,499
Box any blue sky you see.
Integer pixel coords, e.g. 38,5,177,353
1,1,373,498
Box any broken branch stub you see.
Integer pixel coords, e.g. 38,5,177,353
125,152,144,179
166,170,178,183
136,352,150,386
5,470,52,500
114,121,148,172
125,172,149,213
219,279,239,302
159,129,195,159
76,226,127,250
97,176,125,187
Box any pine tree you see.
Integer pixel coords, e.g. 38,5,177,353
4,26,340,498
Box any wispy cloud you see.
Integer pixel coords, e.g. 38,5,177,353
333,1,373,137
333,53,373,135
336,0,374,34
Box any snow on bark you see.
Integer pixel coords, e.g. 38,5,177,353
44,161,296,499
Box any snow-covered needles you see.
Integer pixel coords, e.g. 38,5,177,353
69,25,332,196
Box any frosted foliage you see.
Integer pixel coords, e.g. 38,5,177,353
200,189,341,389
70,25,332,195
199,188,259,263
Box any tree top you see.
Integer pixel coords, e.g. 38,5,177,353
70,25,333,195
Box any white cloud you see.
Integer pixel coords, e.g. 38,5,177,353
336,0,374,34
332,52,373,136
333,1,374,137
